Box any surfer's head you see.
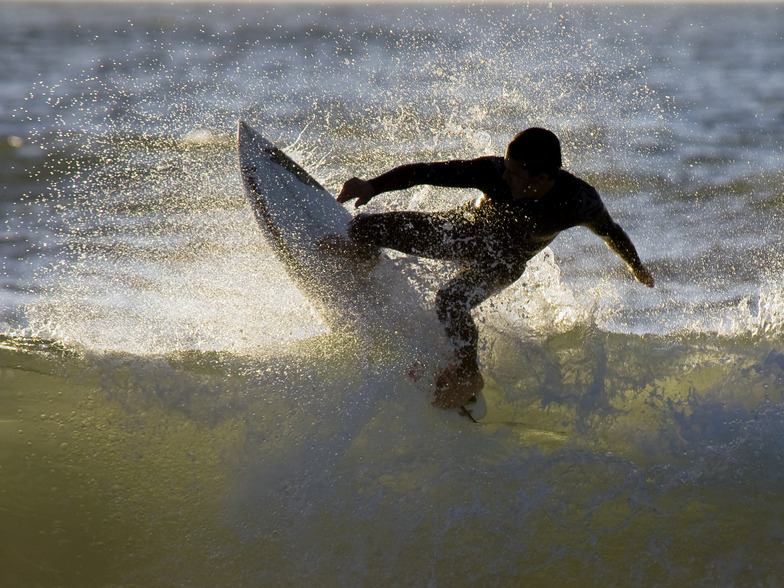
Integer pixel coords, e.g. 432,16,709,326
506,128,562,180
503,128,561,200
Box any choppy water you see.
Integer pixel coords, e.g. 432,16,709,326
2,2,784,586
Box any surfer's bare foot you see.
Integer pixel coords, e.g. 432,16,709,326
318,233,380,270
433,365,484,409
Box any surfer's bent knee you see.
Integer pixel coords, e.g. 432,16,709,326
347,213,375,244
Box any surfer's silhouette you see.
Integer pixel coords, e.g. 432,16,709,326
323,128,654,408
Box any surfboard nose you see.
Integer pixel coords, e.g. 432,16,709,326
238,120,276,152
238,120,253,143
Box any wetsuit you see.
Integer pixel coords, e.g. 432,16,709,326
347,156,646,377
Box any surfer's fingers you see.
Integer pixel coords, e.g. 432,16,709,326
337,181,359,202
338,178,375,206
336,179,355,201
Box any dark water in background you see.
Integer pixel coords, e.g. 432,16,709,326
2,2,784,586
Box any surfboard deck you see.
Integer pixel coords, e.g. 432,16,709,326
237,120,385,331
237,120,485,420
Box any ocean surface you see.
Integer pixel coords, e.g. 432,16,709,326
2,2,784,585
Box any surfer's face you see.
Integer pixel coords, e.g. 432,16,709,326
503,156,551,200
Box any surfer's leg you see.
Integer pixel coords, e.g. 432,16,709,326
432,271,485,408
432,262,525,406
320,208,472,271
347,210,482,261
318,233,380,269
435,270,490,377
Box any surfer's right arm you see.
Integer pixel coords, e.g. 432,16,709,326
337,177,376,208
338,159,497,208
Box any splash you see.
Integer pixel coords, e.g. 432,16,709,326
15,3,672,358
477,247,594,338
718,279,784,338
24,125,330,354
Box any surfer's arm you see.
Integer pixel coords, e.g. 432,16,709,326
337,177,376,208
586,213,655,288
339,158,500,208
337,165,431,208
338,159,497,208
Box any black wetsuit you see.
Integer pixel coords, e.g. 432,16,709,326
347,156,644,376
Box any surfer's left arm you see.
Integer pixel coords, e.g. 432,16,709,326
586,211,655,288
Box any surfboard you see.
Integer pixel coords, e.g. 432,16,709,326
237,120,391,331
236,120,486,420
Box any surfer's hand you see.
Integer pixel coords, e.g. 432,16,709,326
337,177,375,208
633,265,655,288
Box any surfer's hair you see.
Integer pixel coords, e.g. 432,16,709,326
507,128,562,179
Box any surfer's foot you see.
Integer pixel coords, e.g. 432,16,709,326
433,364,484,409
318,233,380,271
407,360,426,382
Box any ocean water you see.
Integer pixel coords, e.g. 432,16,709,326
2,2,784,585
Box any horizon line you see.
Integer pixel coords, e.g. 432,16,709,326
3,0,783,4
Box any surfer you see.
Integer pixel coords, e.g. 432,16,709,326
323,127,654,409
